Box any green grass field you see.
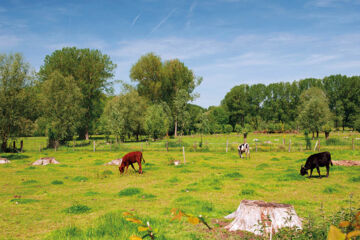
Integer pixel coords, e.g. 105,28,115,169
1,132,359,239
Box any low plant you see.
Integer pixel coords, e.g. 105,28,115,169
170,208,211,230
64,204,91,214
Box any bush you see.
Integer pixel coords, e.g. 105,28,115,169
223,124,233,134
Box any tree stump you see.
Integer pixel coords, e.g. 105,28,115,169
224,200,302,236
32,157,60,165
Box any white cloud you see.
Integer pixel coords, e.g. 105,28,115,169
131,14,141,27
151,8,176,33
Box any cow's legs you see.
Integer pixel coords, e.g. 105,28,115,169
130,163,136,172
125,164,129,173
316,167,321,178
309,168,313,178
326,165,330,177
138,160,143,174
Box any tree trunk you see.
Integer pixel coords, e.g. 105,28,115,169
85,128,89,141
224,200,302,236
325,132,330,140
243,133,248,143
174,120,178,137
20,140,23,152
312,132,315,140
316,131,319,138
13,141,16,151
1,141,7,152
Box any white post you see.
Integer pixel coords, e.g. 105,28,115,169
93,141,96,152
183,146,186,164
288,139,291,152
314,140,318,151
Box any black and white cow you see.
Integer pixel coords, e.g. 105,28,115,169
238,143,250,158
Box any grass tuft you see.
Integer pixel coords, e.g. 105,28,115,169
256,163,269,170
22,180,38,185
118,187,142,197
224,172,243,178
51,180,64,185
10,198,39,204
349,176,360,182
64,204,91,214
240,189,255,195
72,176,88,182
323,186,339,194
84,191,99,196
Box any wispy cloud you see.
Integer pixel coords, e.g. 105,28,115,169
151,8,176,33
0,34,22,48
0,6,6,12
186,1,197,28
131,14,141,27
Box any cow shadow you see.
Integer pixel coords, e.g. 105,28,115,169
308,175,328,179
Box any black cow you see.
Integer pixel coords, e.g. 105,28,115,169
300,151,333,178
238,143,250,158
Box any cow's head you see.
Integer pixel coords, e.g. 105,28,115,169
300,165,307,176
119,163,125,174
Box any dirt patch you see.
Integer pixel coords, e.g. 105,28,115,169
333,160,360,166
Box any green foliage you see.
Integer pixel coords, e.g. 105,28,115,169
323,186,339,194
39,47,116,139
223,124,233,134
118,187,143,197
348,176,360,182
103,91,147,141
354,116,360,133
84,191,99,196
145,104,170,139
0,53,38,152
41,71,84,147
64,204,91,214
298,87,333,134
240,189,255,195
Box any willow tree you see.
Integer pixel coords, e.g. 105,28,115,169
297,87,333,139
39,47,116,140
0,53,37,152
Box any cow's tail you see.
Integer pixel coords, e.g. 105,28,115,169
141,153,145,164
329,152,333,166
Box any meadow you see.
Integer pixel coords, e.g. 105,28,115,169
0,132,359,239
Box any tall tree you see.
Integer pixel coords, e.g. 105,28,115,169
222,84,250,128
41,71,84,147
0,53,37,152
39,47,116,140
130,53,202,136
103,91,147,141
297,87,332,138
130,53,163,103
144,104,170,140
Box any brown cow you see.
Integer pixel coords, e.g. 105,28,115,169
119,151,145,174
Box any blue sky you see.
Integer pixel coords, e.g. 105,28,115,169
1,0,360,107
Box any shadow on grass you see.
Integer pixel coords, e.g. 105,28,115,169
1,154,30,160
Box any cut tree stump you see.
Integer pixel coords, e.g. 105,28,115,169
105,159,122,166
0,158,10,164
224,200,302,236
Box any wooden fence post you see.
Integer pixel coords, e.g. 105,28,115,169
183,146,186,164
141,143,143,152
73,140,75,151
318,139,320,151
314,140,318,151
288,139,291,152
352,138,355,150
166,141,169,152
93,141,96,152
256,142,257,152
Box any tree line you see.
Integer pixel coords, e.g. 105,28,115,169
1,48,359,152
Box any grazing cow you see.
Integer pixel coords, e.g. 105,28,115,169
238,143,250,158
300,151,333,178
119,151,145,174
